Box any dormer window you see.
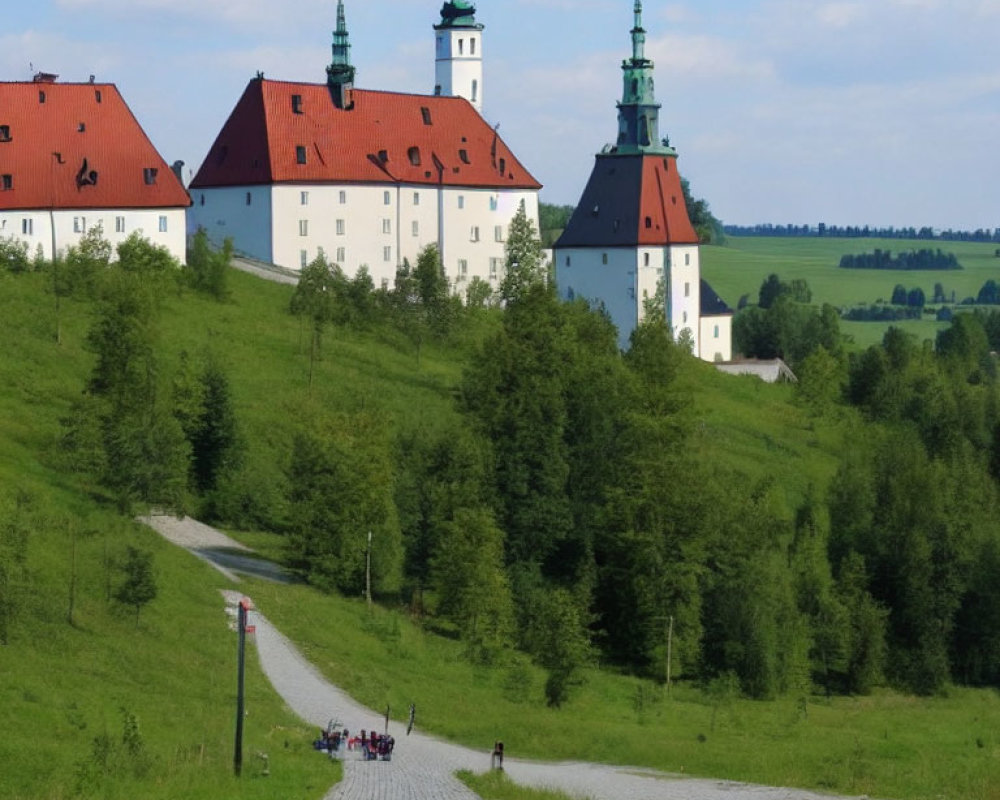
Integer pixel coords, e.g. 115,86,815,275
1,174,12,191
0,126,10,142
458,149,470,165
143,167,158,185
421,107,432,125
39,91,46,104
498,158,506,175
408,147,421,166
378,150,388,163
95,90,102,103
296,146,307,165
291,94,303,114
645,216,652,229
78,122,86,133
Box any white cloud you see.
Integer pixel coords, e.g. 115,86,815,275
815,2,867,28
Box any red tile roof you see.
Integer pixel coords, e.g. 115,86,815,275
0,82,190,211
555,154,699,248
190,78,541,191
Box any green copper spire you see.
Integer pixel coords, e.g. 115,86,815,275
613,0,674,155
436,0,480,29
327,1,355,86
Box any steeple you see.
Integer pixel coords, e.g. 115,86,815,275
434,1,485,113
613,1,673,156
327,0,356,109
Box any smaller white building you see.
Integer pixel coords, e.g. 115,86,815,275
553,2,732,361
0,77,190,262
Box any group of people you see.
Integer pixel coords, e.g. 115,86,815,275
314,724,396,762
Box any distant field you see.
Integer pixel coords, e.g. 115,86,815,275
701,236,1000,349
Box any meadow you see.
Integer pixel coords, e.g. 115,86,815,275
701,236,1000,349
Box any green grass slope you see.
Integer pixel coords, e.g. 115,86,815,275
2,265,998,800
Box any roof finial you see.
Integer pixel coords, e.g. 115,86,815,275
631,1,646,62
328,0,356,108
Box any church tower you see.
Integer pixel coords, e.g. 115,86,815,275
553,2,732,360
434,1,484,113
327,0,356,109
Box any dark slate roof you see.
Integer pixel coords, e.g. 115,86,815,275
700,279,734,317
553,153,699,249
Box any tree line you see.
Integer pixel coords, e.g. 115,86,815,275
725,223,1000,243
839,249,962,271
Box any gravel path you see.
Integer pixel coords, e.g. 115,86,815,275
145,516,861,800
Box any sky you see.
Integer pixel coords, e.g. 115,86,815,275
3,0,999,230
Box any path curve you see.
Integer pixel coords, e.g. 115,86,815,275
144,515,862,800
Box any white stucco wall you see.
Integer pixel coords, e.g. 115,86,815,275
188,186,273,264
1,207,187,263
700,314,733,363
192,182,538,293
667,245,701,356
556,247,641,350
435,29,484,112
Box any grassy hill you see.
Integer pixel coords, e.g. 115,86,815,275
702,236,1000,349
1,264,998,800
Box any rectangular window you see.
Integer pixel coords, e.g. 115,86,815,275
470,38,476,55
412,220,419,237
421,106,432,125
684,282,690,298
300,191,309,206
296,146,307,165
489,196,498,211
602,253,608,265
643,252,650,267
489,257,499,279
1,174,11,190
336,247,346,263
339,190,347,204
73,217,86,233
382,219,392,235
383,246,392,262
0,126,10,142
384,191,391,206
143,167,158,185
685,253,691,266
470,226,480,242
22,218,33,235
413,192,420,206
299,220,309,237
336,219,345,236
246,192,252,206
158,216,168,233
115,216,125,233
457,195,465,210
458,259,468,279
292,94,303,114
494,225,504,243
714,325,720,339
300,250,308,268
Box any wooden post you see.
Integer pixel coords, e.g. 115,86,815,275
234,599,249,776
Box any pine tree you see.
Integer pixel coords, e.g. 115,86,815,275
114,547,157,628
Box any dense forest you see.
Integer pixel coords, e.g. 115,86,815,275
9,208,1000,711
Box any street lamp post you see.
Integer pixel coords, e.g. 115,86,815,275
234,597,255,776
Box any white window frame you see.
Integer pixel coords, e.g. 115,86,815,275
339,190,347,204
383,190,391,206
115,216,126,234
336,219,345,236
300,250,308,268
412,220,419,237
336,247,346,263
22,218,33,235
301,191,309,206
494,225,504,243
470,226,480,242
299,219,309,237
158,216,168,233
383,246,393,262
457,195,465,210
73,217,86,234
382,219,392,235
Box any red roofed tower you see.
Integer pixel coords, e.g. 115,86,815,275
554,3,730,361
189,1,540,290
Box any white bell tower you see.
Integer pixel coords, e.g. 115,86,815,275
434,2,484,114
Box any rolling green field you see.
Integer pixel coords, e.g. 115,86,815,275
701,236,1000,349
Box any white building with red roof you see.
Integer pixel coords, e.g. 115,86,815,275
188,1,541,291
554,3,732,361
0,76,190,262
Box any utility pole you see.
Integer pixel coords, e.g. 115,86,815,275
234,597,255,776
365,531,373,608
666,615,674,697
